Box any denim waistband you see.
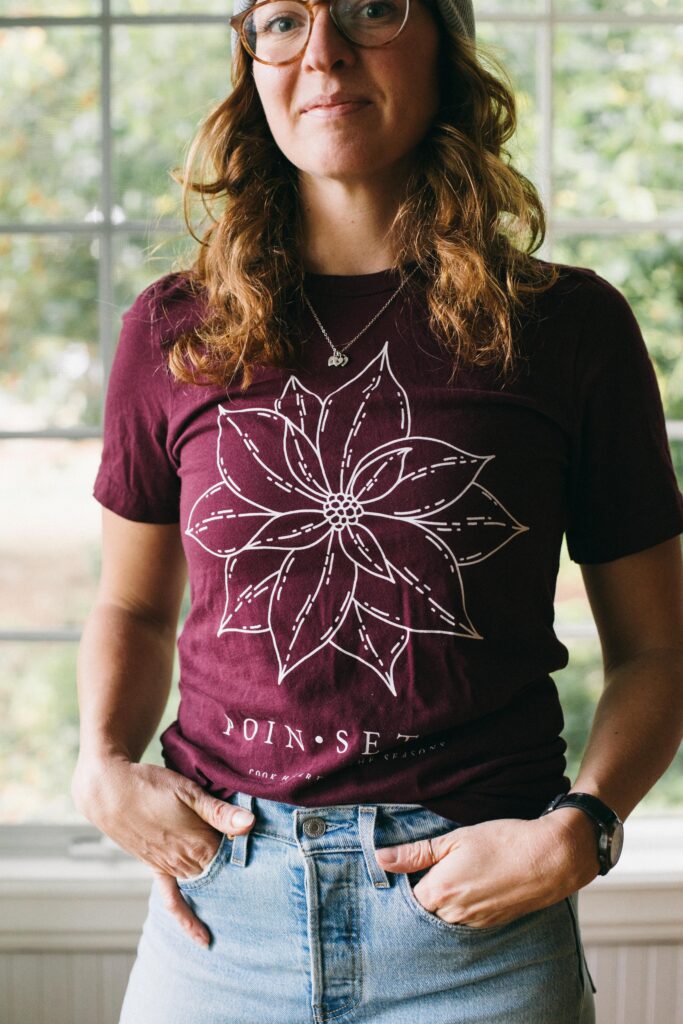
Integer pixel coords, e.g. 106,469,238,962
223,790,460,889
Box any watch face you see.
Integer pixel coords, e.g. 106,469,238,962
609,823,625,866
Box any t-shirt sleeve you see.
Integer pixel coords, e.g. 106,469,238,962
565,273,683,564
93,279,181,523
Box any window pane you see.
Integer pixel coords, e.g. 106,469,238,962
112,24,230,221
555,538,592,627
0,641,180,824
554,26,683,220
0,642,81,824
556,639,603,786
562,1,683,13
0,440,102,631
476,23,541,181
112,0,230,11
0,28,101,224
112,231,197,310
555,638,683,814
1,2,99,13
0,234,101,431
478,1,542,11
553,233,683,419
555,439,682,630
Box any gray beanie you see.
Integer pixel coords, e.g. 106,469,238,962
230,0,475,60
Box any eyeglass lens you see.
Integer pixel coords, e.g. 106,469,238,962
243,0,409,63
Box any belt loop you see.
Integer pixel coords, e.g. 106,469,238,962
358,806,390,888
229,791,254,868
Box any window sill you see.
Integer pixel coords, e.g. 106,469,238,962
1,816,682,951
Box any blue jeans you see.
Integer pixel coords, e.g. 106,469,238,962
119,791,596,1024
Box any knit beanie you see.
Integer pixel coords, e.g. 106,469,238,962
230,0,476,59
436,0,475,42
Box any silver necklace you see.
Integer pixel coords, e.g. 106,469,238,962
303,266,417,368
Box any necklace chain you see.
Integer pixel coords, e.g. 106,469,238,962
303,266,417,368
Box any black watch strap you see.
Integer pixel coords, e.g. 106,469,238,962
541,792,624,875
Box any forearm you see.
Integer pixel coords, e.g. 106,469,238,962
73,601,177,788
571,647,683,820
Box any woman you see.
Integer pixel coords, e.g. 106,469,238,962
72,0,683,1021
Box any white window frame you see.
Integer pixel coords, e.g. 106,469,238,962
1,1,682,862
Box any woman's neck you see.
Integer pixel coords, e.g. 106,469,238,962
299,172,406,275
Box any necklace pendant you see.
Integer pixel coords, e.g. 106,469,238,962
328,349,349,368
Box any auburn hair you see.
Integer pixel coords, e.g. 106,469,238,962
167,2,558,390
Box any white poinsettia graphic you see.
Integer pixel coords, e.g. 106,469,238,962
186,343,528,696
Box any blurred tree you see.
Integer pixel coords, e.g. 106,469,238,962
0,7,681,821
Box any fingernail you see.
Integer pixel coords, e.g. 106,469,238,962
233,809,255,827
376,847,396,864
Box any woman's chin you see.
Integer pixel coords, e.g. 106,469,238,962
295,155,406,188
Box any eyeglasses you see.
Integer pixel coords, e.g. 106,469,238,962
230,0,411,66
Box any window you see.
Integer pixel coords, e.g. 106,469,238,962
1,0,682,829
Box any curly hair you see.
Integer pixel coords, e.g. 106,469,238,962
167,1,559,391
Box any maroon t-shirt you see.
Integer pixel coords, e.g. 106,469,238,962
94,262,683,824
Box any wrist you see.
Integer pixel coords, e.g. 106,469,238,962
71,749,133,815
538,808,601,888
570,782,630,823
542,791,625,877
544,806,600,854
76,739,136,769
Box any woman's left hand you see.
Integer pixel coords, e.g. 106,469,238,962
375,811,601,929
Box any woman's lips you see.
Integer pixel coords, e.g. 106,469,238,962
303,101,371,118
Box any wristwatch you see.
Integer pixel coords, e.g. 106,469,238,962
541,792,624,875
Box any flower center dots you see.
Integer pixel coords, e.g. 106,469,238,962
323,492,363,530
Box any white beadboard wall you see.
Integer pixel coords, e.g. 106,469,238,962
2,943,683,1024
586,945,683,1024
1,818,682,1024
0,952,135,1024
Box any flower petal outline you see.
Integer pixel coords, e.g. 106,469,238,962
219,550,284,634
247,509,332,551
317,343,410,494
186,482,271,557
282,418,328,499
330,601,409,696
275,376,324,446
338,522,396,583
359,513,482,639
423,482,530,566
269,532,358,682
217,405,322,512
348,445,412,504
351,436,493,517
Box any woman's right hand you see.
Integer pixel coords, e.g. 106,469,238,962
71,756,256,947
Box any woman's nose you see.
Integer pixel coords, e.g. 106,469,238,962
301,1,357,70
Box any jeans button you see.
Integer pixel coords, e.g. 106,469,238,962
303,816,326,838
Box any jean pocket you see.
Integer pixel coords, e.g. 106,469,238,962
176,832,230,891
398,868,510,937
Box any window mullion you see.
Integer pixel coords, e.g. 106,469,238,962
0,631,82,643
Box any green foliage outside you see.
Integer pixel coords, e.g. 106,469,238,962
0,7,681,822
559,642,683,815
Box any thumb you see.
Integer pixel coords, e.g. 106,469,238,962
375,836,438,873
176,782,255,835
